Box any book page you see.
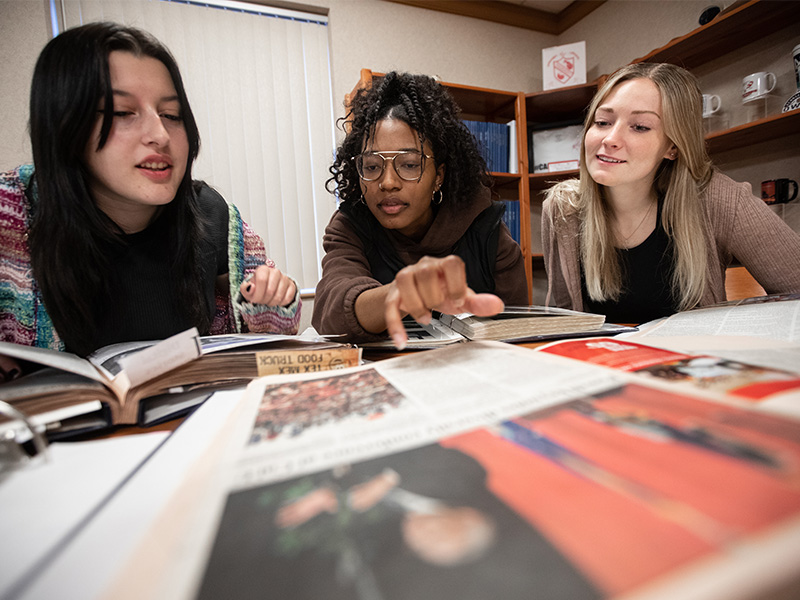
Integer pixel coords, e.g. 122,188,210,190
0,341,105,383
99,329,202,399
198,333,305,354
0,432,168,600
14,390,244,600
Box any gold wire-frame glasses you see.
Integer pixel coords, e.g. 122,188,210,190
354,151,434,182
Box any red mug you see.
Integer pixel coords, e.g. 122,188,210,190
762,179,798,205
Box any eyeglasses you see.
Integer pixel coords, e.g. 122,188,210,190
354,151,433,182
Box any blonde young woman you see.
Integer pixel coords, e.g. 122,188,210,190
542,62,800,324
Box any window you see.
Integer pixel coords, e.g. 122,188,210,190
58,0,337,291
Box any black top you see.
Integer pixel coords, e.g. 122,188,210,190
583,202,678,324
91,184,229,349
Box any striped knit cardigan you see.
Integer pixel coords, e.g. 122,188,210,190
0,165,300,351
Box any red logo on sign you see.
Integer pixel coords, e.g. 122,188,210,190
549,52,578,84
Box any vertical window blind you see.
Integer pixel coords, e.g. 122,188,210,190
59,0,337,291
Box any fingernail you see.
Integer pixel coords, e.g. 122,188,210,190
391,334,406,351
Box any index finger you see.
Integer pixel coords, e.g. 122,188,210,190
384,285,408,350
439,255,469,311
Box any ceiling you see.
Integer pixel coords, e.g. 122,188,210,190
384,0,606,34
502,1,575,13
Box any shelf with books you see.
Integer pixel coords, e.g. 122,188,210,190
348,69,534,302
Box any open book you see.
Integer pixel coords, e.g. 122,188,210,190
438,305,607,340
0,328,361,438
363,305,629,349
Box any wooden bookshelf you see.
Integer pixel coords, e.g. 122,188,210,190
632,0,800,155
525,80,601,125
632,0,800,70
706,107,800,154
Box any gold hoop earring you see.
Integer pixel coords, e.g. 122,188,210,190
432,188,443,205
359,194,367,205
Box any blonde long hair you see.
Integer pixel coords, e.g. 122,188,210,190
547,62,713,311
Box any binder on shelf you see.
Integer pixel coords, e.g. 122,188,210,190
500,200,520,244
463,119,510,173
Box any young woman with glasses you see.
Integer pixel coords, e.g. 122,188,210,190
0,22,300,367
313,72,527,348
543,62,800,325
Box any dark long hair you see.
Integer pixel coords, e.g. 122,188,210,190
327,71,491,217
28,22,207,355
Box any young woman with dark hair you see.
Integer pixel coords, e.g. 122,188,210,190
312,72,527,348
0,22,300,369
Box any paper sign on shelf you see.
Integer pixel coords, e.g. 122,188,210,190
542,41,587,90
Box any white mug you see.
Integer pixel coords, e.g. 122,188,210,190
742,71,777,103
702,94,721,117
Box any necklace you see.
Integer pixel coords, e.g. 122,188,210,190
615,201,655,248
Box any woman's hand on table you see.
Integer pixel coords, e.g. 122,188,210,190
240,265,296,307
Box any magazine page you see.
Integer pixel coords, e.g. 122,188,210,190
229,341,621,489
631,298,800,342
185,343,800,600
624,299,800,374
537,337,800,419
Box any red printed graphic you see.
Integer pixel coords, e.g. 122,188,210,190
742,78,758,100
548,52,578,84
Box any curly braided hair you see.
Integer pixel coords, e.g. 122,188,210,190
327,71,491,214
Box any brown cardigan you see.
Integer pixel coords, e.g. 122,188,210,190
313,187,528,341
541,171,800,313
